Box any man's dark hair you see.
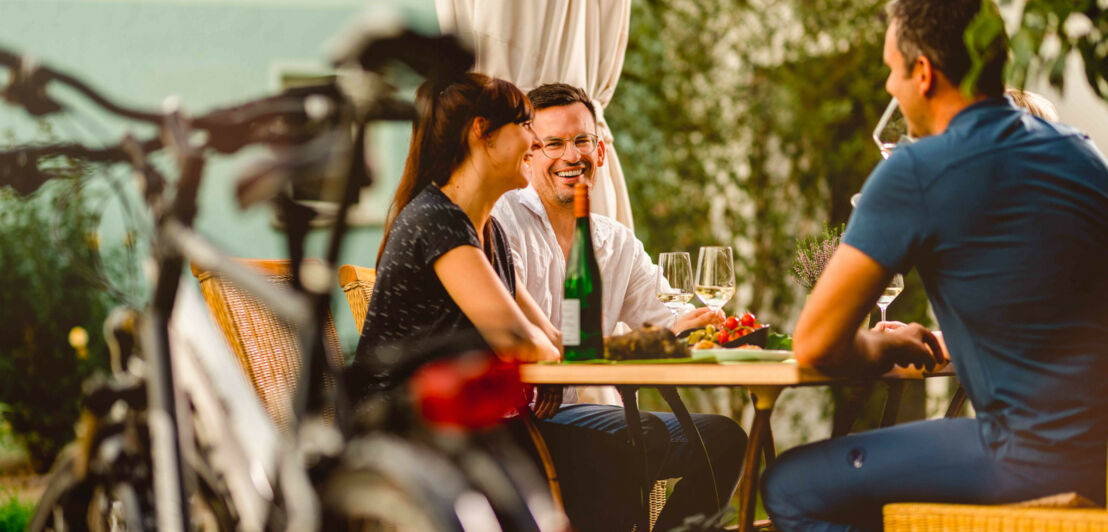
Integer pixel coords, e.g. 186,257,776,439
886,0,1008,97
526,83,597,123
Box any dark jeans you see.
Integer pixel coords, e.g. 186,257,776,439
761,418,1107,532
512,403,747,532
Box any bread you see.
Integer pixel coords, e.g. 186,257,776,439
604,324,691,360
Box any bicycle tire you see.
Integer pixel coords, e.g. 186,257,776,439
455,430,565,532
321,469,449,532
320,435,500,532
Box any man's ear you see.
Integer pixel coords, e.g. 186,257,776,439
596,138,606,168
915,55,935,97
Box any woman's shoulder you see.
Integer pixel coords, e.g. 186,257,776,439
386,187,480,260
396,187,471,230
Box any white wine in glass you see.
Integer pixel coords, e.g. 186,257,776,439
656,252,694,317
694,246,735,312
877,274,904,322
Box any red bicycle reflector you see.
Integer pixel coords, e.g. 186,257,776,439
410,351,528,430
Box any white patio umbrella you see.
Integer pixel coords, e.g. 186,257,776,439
435,0,635,231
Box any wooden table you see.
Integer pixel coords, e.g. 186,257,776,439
520,359,955,532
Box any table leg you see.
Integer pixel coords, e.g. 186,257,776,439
945,382,967,418
657,386,719,513
831,383,875,437
738,386,782,532
762,424,776,466
880,380,906,428
618,385,650,531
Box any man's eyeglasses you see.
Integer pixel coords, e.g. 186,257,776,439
539,133,599,159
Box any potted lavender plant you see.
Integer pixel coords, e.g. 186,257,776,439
791,223,844,292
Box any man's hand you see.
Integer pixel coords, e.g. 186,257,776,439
873,321,951,363
872,320,908,332
673,307,725,333
863,322,947,372
532,385,563,419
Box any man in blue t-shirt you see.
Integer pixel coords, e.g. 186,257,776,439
761,0,1108,530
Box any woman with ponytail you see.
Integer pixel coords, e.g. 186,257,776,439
353,73,562,389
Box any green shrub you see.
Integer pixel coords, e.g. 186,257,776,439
0,154,128,471
0,493,32,532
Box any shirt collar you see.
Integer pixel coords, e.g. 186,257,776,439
519,185,547,218
945,96,1014,135
518,185,614,248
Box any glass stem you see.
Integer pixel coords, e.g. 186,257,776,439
879,306,888,322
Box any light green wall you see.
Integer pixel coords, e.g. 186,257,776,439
0,0,438,351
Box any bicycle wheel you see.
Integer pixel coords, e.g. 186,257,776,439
322,469,448,532
320,435,499,532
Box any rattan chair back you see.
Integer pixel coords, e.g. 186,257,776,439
338,264,376,332
190,258,344,432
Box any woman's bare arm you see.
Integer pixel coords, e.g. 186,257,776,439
514,286,562,351
435,246,560,362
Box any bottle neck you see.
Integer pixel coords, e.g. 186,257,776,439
573,182,589,218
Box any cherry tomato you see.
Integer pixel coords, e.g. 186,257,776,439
740,312,757,327
716,331,729,344
724,316,740,330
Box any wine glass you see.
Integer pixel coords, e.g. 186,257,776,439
656,252,694,317
876,274,904,322
854,99,918,208
694,246,735,312
872,98,915,159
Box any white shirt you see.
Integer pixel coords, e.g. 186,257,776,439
493,187,675,404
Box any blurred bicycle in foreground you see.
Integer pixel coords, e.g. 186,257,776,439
1,11,566,532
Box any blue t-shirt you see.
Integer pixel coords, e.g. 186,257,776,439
845,97,1108,467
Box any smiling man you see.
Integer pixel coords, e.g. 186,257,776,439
496,83,720,341
760,0,1108,530
494,83,745,532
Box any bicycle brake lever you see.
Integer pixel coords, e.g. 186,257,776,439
0,55,65,116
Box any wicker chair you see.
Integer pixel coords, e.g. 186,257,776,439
337,263,667,530
884,451,1108,531
338,264,376,331
190,258,345,432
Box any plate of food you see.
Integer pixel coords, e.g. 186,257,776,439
677,312,769,349
675,312,793,362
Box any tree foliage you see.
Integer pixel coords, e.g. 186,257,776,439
1003,0,1108,99
609,0,931,328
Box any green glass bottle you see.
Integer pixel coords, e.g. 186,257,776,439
562,182,604,361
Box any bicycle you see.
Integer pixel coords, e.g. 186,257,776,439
2,15,566,532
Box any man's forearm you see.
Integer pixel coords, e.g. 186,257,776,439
796,326,884,377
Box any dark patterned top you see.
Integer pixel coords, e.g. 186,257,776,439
353,186,516,368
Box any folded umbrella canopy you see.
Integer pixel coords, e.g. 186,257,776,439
436,0,635,232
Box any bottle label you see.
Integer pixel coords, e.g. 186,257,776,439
561,299,581,346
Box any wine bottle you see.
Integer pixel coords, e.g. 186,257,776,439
562,182,604,361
